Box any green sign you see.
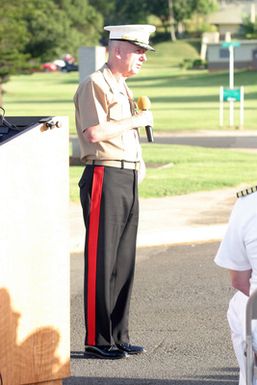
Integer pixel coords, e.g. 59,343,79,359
222,41,241,48
223,88,241,102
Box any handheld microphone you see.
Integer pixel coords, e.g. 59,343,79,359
137,96,154,143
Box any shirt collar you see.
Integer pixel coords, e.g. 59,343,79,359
101,64,132,99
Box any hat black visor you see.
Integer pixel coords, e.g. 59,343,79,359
110,38,155,51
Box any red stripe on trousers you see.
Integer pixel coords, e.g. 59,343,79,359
87,166,104,346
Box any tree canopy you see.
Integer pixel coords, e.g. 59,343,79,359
23,0,103,62
0,0,103,87
0,0,217,98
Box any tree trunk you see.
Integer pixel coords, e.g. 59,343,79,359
168,0,176,41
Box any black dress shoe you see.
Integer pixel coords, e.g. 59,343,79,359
84,345,128,359
116,343,145,355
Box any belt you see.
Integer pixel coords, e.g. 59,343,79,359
85,159,140,170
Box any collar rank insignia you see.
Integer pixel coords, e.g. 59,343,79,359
236,185,257,198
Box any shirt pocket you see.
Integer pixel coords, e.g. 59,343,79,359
108,101,123,121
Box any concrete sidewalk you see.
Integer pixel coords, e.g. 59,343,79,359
69,186,238,253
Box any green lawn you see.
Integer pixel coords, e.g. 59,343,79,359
4,71,78,133
3,40,257,135
70,144,257,201
3,39,257,201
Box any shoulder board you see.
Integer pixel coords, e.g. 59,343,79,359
236,185,257,198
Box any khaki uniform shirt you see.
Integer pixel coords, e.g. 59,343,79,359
74,64,142,164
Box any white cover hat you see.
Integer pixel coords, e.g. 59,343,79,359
104,24,156,51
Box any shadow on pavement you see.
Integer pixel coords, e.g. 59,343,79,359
64,373,238,385
63,376,238,385
68,243,239,385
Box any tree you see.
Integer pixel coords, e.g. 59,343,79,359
148,0,169,31
110,0,149,24
242,16,257,39
87,0,116,24
168,0,176,41
53,0,103,54
89,0,152,27
0,0,103,105
0,0,30,106
22,0,70,62
149,0,217,39
23,0,103,62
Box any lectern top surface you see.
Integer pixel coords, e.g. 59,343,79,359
0,116,53,145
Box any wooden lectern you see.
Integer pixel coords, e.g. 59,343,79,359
0,117,70,385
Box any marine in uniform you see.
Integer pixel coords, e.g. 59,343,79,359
214,185,257,385
73,24,156,359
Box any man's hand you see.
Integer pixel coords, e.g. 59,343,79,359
229,269,252,296
138,158,146,184
132,110,153,128
84,111,154,143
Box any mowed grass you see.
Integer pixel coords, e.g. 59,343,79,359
70,144,257,201
4,71,78,132
3,39,257,201
3,40,257,134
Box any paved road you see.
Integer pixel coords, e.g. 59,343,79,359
70,133,257,163
141,134,257,148
65,241,238,385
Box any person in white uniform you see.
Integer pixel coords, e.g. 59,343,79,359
214,186,257,385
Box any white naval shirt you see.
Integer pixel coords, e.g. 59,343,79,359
214,190,257,294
